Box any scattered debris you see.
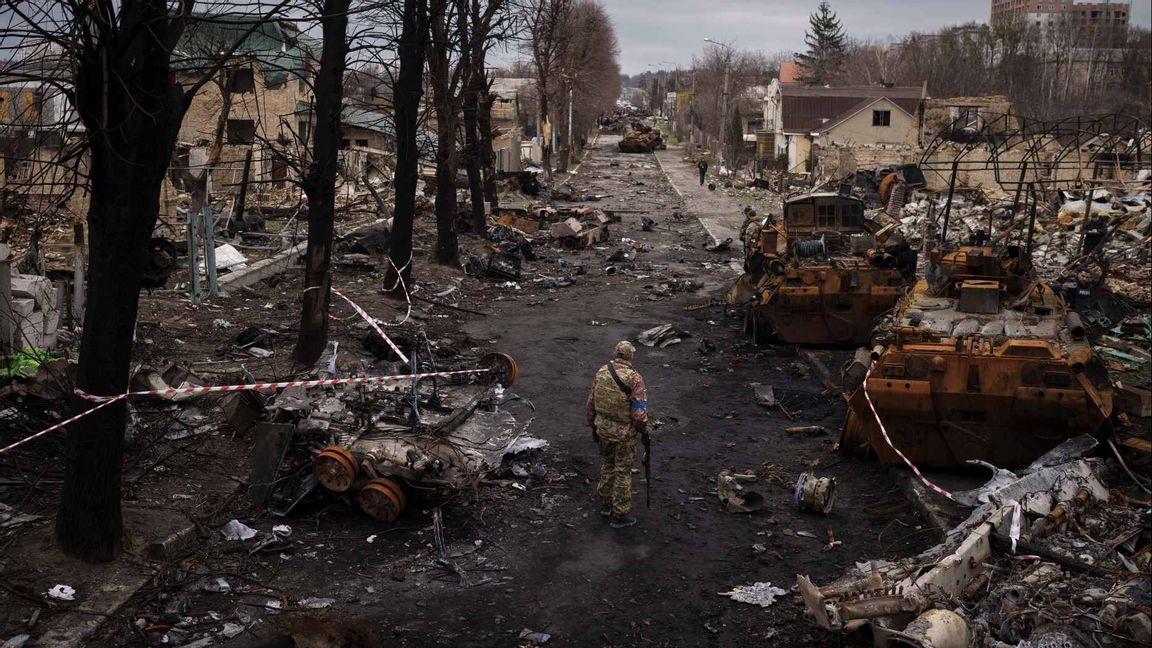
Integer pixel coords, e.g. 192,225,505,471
717,469,765,513
44,585,75,602
220,519,258,541
637,323,690,347
794,472,836,514
719,582,788,607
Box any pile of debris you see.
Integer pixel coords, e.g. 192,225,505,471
798,437,1152,648
619,125,664,154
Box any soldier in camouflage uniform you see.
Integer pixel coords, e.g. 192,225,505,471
740,206,761,259
586,341,649,528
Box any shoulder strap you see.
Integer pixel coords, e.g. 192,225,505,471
605,362,632,397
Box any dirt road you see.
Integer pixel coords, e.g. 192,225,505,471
46,137,930,648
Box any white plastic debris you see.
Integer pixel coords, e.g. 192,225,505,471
221,519,258,541
518,629,552,644
220,623,245,639
366,535,378,544
203,577,231,593
45,584,75,601
271,524,292,537
3,634,31,647
719,582,787,607
299,597,335,609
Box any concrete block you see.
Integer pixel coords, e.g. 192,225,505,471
15,310,45,350
11,297,35,317
10,273,53,311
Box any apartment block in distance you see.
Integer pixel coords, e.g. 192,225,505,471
991,0,1130,28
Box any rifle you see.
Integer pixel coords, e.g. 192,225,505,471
643,436,651,509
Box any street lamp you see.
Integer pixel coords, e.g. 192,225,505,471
704,38,733,167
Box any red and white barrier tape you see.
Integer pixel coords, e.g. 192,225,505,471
1,368,489,456
861,363,956,502
1007,500,1042,561
332,289,408,365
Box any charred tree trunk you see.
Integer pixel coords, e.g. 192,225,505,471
427,0,460,266
293,0,350,366
538,89,552,180
478,78,499,210
432,110,460,265
461,67,485,234
386,0,431,292
56,0,191,563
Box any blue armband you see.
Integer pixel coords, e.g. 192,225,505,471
630,400,647,410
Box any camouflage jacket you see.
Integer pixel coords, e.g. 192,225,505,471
585,359,648,442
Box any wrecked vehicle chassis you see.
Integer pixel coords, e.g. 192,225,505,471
842,247,1113,468
312,353,527,522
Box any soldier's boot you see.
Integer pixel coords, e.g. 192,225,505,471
609,514,637,528
600,505,612,517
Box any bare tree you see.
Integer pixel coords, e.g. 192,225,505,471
552,0,619,170
293,0,353,366
523,0,570,180
458,0,513,233
385,0,431,291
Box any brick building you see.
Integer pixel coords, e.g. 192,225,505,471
990,0,1130,28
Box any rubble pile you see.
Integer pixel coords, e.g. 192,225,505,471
798,438,1152,648
892,187,1151,302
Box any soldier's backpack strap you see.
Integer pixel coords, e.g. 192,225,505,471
605,362,632,397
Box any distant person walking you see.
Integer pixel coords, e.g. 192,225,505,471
697,159,708,186
586,341,649,528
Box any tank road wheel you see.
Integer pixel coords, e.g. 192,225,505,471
479,352,518,387
840,408,869,457
313,446,359,492
357,477,407,522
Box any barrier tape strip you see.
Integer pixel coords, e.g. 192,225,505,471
332,289,409,365
861,363,956,502
863,365,1052,561
0,368,489,456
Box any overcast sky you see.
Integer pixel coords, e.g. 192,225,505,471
601,0,1152,75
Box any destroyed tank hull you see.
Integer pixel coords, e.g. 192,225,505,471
745,263,906,346
841,265,1114,468
731,191,916,346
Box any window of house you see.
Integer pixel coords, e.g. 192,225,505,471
355,139,369,147
872,110,891,127
340,138,350,148
227,68,255,93
226,119,256,144
298,120,311,145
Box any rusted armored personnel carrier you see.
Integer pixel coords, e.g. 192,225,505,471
729,192,917,345
841,244,1113,468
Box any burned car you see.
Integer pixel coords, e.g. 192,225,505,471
841,243,1114,468
728,192,917,345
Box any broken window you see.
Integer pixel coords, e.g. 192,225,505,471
872,110,891,127
298,121,311,145
355,139,369,148
226,119,256,144
340,138,350,148
951,106,980,128
227,68,255,93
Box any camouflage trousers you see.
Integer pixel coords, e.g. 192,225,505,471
596,437,636,515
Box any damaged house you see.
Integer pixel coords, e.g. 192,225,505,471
0,52,89,215
761,81,926,175
164,15,320,212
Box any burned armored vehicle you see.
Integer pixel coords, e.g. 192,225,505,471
728,192,917,345
841,243,1114,468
